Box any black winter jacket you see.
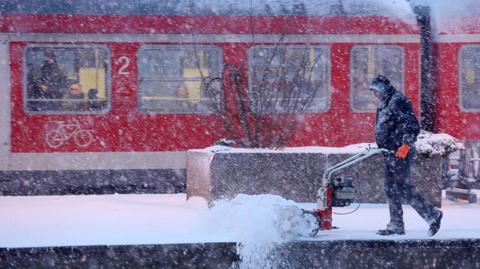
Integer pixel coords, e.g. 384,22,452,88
374,88,420,151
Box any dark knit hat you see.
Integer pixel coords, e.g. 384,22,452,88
369,75,391,94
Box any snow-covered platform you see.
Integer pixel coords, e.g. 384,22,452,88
1,193,479,268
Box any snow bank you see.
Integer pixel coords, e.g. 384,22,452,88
200,194,316,269
415,131,465,157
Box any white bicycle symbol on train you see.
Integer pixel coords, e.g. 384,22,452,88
45,120,94,148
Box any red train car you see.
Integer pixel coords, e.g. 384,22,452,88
0,0,457,195
429,3,480,181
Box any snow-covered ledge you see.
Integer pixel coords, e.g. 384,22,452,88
187,133,463,207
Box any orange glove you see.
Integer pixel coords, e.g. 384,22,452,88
395,145,411,158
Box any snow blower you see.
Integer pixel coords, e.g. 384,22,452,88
303,147,390,235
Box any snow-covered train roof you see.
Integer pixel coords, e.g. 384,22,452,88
4,1,480,35
0,0,423,35
9,0,480,36
0,0,415,20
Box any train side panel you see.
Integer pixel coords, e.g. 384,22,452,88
0,12,421,195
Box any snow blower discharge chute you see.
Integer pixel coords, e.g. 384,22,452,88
303,148,389,235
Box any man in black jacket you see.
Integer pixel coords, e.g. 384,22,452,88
370,75,443,236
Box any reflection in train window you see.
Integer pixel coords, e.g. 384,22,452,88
350,46,404,112
460,46,480,111
137,46,221,114
24,45,110,114
249,46,331,113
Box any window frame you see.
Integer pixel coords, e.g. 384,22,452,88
459,45,480,112
248,45,332,113
23,44,112,115
349,45,405,113
136,44,223,115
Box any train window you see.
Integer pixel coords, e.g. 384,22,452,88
249,46,331,113
24,45,110,114
350,46,404,112
460,46,480,111
137,45,221,114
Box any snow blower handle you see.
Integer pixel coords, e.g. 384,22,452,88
322,148,390,183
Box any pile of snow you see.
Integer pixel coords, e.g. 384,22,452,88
200,194,316,269
201,132,465,158
415,131,465,157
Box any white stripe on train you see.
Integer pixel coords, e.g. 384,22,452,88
3,151,187,171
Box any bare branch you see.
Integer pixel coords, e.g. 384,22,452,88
201,43,325,148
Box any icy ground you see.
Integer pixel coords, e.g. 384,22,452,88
1,191,479,249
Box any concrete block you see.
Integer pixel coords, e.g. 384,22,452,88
187,148,327,203
187,146,443,207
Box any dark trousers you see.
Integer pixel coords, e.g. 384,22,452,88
383,149,436,228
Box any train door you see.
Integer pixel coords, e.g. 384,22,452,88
0,34,10,171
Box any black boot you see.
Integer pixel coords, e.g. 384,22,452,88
428,210,443,236
377,224,405,235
